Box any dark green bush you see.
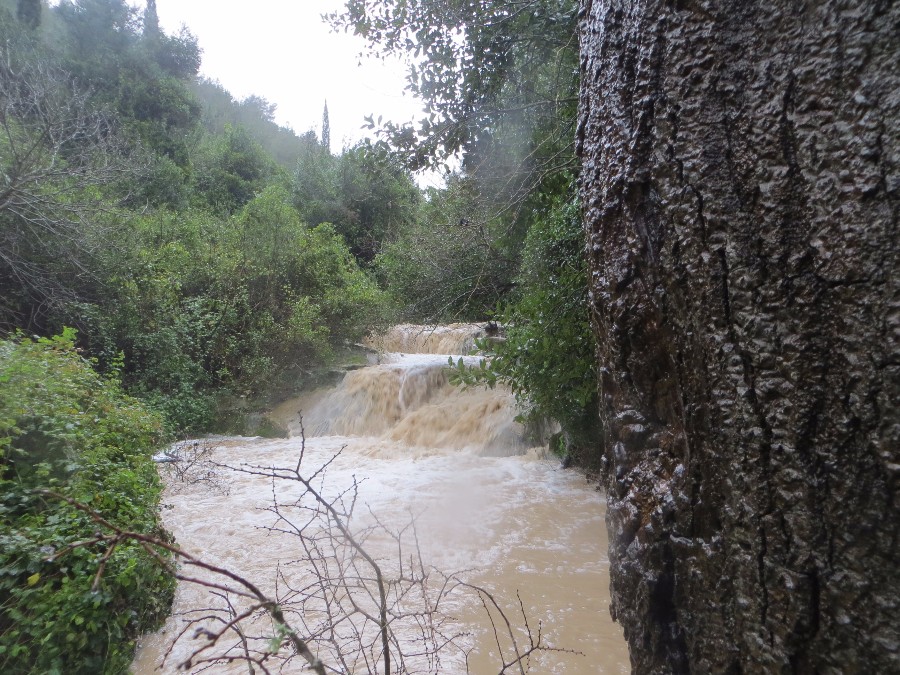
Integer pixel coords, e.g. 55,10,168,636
0,330,175,674
450,196,601,466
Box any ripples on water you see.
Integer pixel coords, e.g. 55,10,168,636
131,325,629,674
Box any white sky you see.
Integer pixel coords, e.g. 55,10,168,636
154,0,423,154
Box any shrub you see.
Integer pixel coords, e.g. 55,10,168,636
0,330,175,674
450,196,601,466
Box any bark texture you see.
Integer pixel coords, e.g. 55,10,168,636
577,1,899,672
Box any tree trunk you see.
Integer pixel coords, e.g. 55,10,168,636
577,1,899,672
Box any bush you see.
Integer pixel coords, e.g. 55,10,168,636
450,195,601,466
0,330,175,674
374,174,518,321
88,189,391,434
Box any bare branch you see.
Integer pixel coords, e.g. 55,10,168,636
0,39,144,325
38,490,327,675
41,420,560,674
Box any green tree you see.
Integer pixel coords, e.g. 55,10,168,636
375,173,515,319
293,142,420,264
55,0,139,77
142,0,158,37
331,0,578,182
192,79,315,170
334,0,581,312
321,100,331,151
96,186,391,433
53,0,201,163
240,94,276,122
192,125,277,214
15,0,39,29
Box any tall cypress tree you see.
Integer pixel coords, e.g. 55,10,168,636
143,0,160,37
16,0,41,29
321,101,331,153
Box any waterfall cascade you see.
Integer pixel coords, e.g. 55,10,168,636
132,324,628,674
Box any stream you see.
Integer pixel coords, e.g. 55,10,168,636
131,324,629,674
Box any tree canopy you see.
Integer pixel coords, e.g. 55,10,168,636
0,1,403,434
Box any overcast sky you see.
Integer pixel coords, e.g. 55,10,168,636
154,0,423,153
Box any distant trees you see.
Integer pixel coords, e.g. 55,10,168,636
375,174,517,318
142,0,158,37
293,141,420,264
0,3,403,435
192,79,316,170
240,94,276,123
51,0,201,168
192,125,277,213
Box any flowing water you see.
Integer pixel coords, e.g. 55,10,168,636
131,324,629,674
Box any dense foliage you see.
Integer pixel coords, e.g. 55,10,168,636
375,174,519,318
335,0,596,460
293,142,420,264
89,187,390,432
0,0,404,433
0,330,174,673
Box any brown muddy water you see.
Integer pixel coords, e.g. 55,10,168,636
131,325,629,674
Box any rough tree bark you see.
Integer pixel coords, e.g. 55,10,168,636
577,1,898,672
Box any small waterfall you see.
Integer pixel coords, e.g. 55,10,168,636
297,358,454,437
275,324,526,456
280,356,525,456
132,325,629,675
366,322,488,355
